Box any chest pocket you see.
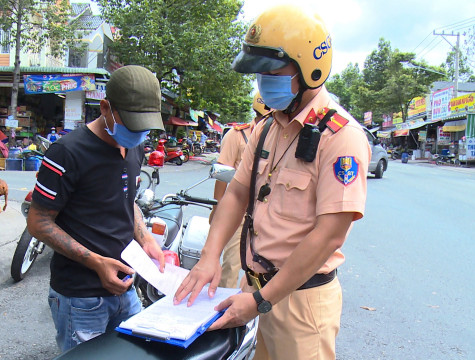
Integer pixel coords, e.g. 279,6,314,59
271,167,313,221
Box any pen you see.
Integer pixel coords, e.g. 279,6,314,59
122,275,131,282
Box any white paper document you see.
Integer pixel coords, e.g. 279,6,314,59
118,286,240,341
121,239,189,296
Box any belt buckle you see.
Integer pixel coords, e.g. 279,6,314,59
247,271,262,290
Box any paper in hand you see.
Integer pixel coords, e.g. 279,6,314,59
121,240,189,296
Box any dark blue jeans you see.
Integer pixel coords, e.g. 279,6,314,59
48,286,142,352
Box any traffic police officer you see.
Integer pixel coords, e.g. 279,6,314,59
175,5,371,360
210,93,267,288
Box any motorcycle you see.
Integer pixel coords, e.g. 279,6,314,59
10,136,51,282
54,163,258,360
435,153,460,166
158,139,185,166
204,139,220,153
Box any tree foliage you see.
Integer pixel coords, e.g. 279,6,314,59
328,38,446,124
0,0,80,118
97,0,254,123
442,50,475,82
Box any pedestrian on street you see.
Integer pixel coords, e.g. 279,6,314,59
209,92,267,288
174,5,371,360
47,127,58,142
27,65,166,353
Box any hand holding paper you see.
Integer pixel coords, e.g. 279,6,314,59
121,239,189,296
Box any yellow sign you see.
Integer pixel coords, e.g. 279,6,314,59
408,97,426,117
450,93,474,113
392,112,403,124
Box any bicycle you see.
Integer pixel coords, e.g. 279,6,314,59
138,166,160,193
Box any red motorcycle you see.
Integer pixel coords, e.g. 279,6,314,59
157,139,184,166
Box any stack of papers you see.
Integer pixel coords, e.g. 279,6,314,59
117,240,240,348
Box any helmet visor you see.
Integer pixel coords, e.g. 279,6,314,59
232,44,290,73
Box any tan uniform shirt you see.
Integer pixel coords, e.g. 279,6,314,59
217,120,255,169
234,86,371,274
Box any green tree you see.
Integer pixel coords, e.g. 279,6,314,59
326,63,364,121
98,0,254,123
442,50,475,82
353,38,444,123
0,0,80,121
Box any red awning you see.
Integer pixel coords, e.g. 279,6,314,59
166,116,198,127
393,129,409,137
211,122,222,132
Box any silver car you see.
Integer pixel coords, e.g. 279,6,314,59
363,127,388,178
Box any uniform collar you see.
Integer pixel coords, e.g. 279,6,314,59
273,85,332,127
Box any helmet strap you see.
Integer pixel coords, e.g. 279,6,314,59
283,88,305,115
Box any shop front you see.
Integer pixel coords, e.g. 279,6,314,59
0,66,109,145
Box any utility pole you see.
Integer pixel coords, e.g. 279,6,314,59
433,30,460,98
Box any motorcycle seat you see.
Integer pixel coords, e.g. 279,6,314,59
53,326,246,360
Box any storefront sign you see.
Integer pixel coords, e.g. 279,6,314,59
431,87,453,122
377,130,391,138
5,119,18,128
408,96,426,118
64,92,84,129
23,74,96,94
364,111,372,126
392,112,403,124
418,131,427,142
382,114,392,128
449,93,474,114
467,138,475,160
437,126,451,145
86,82,106,100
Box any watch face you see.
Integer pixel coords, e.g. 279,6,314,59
257,300,272,313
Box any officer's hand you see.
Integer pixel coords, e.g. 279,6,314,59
95,257,134,296
142,240,165,273
174,256,221,307
208,292,257,330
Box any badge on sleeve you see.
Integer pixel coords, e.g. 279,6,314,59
333,156,359,186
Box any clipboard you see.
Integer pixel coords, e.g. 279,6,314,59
115,310,225,348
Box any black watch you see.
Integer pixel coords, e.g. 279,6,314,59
253,290,272,313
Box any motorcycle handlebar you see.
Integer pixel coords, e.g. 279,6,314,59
182,194,218,206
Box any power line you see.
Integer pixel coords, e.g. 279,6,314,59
434,16,475,32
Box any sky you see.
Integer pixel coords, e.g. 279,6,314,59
241,0,475,76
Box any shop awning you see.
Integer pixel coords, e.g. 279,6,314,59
166,116,198,127
377,130,392,138
393,129,409,137
211,122,222,132
443,119,467,132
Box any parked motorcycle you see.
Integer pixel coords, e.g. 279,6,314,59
54,164,258,360
134,163,235,306
10,136,51,282
435,153,460,166
158,139,185,166
203,139,220,153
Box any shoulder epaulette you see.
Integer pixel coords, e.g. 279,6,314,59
234,123,251,131
315,107,349,134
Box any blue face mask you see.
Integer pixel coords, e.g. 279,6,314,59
256,73,298,110
105,106,149,148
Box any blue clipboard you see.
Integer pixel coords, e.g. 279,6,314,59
115,310,225,348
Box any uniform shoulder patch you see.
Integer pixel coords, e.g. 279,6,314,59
333,156,359,186
233,123,251,131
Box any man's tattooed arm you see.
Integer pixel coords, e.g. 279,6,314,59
133,203,155,247
27,200,100,269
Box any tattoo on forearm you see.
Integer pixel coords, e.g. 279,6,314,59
29,201,92,265
134,204,148,244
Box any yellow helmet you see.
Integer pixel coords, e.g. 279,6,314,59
252,92,267,115
232,4,332,89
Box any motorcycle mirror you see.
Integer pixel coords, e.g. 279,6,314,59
209,164,235,183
